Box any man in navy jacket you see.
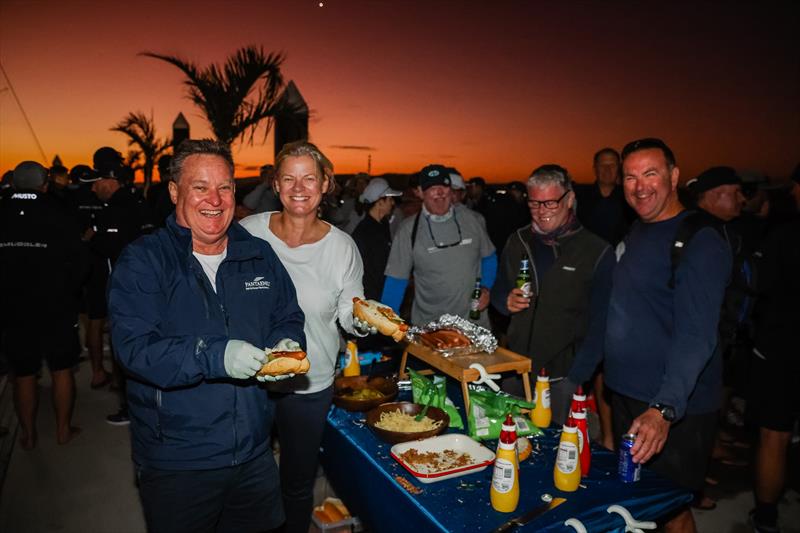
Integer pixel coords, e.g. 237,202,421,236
108,139,305,533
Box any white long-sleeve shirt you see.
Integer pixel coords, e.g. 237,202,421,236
240,212,363,394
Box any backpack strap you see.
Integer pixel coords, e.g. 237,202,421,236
668,210,723,289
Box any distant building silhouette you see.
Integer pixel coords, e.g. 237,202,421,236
274,81,308,159
172,113,190,148
52,155,63,167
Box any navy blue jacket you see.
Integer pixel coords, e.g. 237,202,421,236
108,214,305,470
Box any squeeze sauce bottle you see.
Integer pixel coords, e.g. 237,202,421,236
569,385,586,417
490,414,520,512
343,340,360,377
572,408,591,477
531,368,552,428
554,416,581,492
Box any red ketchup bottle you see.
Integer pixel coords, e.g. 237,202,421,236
572,407,591,477
569,385,587,417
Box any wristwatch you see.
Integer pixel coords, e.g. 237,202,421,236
650,403,676,422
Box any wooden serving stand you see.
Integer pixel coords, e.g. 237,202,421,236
398,342,532,412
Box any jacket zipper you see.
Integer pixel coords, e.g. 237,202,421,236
155,389,163,440
216,262,238,466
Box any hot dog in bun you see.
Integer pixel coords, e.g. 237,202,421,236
258,350,310,377
352,297,408,342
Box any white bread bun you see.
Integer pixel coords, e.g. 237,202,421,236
257,351,309,376
352,297,408,342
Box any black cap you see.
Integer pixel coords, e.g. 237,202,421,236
686,166,741,194
418,164,451,190
70,164,97,184
92,147,123,179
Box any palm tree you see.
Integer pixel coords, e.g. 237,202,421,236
141,45,286,148
111,111,171,191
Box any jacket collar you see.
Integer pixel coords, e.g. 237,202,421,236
166,213,262,262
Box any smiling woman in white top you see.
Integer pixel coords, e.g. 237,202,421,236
240,141,365,533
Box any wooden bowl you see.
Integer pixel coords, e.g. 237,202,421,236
332,375,398,412
366,402,449,444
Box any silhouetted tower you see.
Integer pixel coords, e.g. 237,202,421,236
274,81,308,159
172,112,190,148
52,155,63,167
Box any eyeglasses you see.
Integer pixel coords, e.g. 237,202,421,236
527,190,569,210
425,212,463,249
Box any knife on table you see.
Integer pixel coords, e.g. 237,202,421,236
490,498,567,532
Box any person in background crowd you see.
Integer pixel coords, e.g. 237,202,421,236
492,164,613,428
146,154,176,227
574,147,636,448
748,172,800,533
241,141,372,533
448,168,468,205
571,138,731,532
82,147,153,422
574,148,635,246
382,164,497,327
47,164,75,208
685,166,750,510
239,164,281,218
325,172,369,234
0,161,89,449
69,164,102,235
465,176,490,215
109,139,303,532
351,177,403,301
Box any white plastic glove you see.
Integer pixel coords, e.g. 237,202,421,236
352,316,377,336
271,338,302,352
256,338,301,382
224,340,266,379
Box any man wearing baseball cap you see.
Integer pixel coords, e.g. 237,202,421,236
0,161,89,448
382,164,497,326
82,147,153,424
351,178,403,301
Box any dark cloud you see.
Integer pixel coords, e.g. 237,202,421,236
330,145,377,151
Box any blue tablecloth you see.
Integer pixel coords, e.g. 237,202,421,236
320,394,692,532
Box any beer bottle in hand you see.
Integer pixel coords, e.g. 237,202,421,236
469,277,482,319
516,259,532,298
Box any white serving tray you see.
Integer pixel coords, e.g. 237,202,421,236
390,433,496,484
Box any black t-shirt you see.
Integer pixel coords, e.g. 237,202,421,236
351,214,392,300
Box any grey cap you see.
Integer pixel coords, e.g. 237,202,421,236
359,178,402,203
13,161,48,190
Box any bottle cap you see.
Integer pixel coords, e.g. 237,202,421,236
502,413,515,430
539,368,548,377
576,385,584,396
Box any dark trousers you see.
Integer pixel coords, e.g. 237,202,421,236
137,452,283,533
273,386,334,533
610,392,717,491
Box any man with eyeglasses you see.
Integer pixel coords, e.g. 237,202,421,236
491,164,614,427
381,164,497,326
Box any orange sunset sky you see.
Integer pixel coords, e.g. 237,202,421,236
1,1,798,183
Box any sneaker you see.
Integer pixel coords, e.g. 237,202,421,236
749,510,781,533
106,409,130,426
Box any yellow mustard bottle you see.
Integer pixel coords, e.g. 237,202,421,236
531,367,552,428
553,417,581,492
343,340,360,377
491,414,520,512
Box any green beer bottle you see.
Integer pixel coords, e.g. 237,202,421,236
516,259,532,298
469,277,482,319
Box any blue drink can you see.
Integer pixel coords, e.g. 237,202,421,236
618,433,641,483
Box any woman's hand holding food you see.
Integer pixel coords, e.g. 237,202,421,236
353,316,378,336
